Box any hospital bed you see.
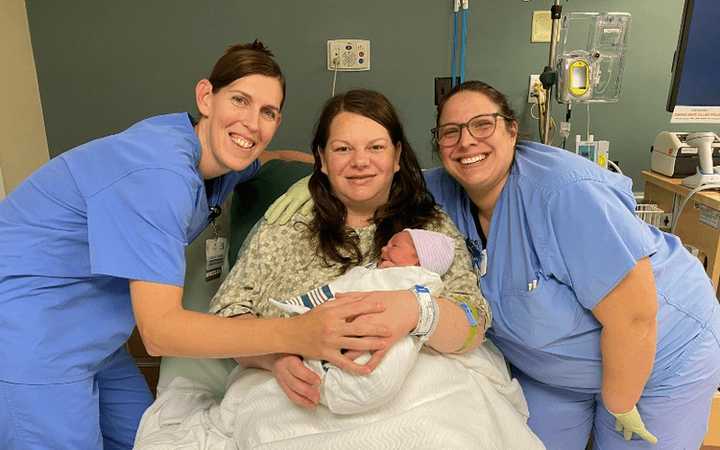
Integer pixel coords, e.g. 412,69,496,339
136,158,544,450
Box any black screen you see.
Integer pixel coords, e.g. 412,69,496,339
666,0,720,111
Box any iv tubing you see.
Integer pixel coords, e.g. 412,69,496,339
543,0,562,145
460,1,469,83
607,160,622,175
586,102,591,141
451,0,459,87
561,103,572,149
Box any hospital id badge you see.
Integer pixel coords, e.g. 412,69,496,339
205,237,227,281
478,249,487,278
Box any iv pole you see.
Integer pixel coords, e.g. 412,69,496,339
540,0,562,144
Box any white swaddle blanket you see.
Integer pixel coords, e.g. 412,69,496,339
134,266,545,449
134,343,545,450
271,265,441,415
303,335,422,415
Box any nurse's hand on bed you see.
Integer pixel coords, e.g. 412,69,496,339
289,295,392,375
271,354,322,409
265,176,313,225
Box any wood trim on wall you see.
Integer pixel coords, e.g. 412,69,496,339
0,0,50,195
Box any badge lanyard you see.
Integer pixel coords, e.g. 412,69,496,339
205,205,227,282
465,238,487,279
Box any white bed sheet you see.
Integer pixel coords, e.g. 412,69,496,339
134,342,545,450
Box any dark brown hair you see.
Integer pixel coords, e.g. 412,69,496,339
435,81,517,148
208,40,286,109
308,89,442,272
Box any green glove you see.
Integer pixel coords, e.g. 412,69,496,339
264,176,313,225
609,406,658,444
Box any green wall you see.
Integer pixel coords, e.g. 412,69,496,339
26,0,719,186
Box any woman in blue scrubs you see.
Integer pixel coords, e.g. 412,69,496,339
424,81,720,449
0,42,388,450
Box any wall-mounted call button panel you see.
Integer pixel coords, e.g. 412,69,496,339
327,39,370,71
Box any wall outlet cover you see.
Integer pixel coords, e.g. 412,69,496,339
528,74,541,103
327,39,370,71
435,77,461,106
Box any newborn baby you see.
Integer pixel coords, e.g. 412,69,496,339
271,228,455,414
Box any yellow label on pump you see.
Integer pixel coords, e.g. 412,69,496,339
598,152,607,167
568,60,590,97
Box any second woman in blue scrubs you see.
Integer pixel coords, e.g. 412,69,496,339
425,81,720,449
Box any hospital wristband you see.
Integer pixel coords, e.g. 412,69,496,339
409,285,439,342
457,302,479,352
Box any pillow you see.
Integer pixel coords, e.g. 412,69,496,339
228,160,313,266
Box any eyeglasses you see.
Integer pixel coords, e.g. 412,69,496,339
431,113,511,147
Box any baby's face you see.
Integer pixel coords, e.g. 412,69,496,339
378,231,420,268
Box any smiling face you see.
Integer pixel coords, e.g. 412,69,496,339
195,74,283,179
437,91,518,204
319,112,401,220
378,231,420,268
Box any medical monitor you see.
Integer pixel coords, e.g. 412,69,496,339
666,0,720,112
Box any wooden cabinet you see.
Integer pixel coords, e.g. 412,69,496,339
704,392,720,448
642,172,720,449
642,171,720,295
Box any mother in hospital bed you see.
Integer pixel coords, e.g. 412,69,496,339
201,89,543,448
210,87,489,401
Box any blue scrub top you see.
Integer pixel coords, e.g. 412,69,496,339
426,140,718,394
0,113,259,383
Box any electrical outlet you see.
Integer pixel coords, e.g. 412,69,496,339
327,39,370,71
434,77,460,106
528,74,541,103
660,213,673,229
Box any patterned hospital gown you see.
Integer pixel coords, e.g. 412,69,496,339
209,210,491,334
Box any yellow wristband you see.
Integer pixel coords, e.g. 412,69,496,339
457,303,479,352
